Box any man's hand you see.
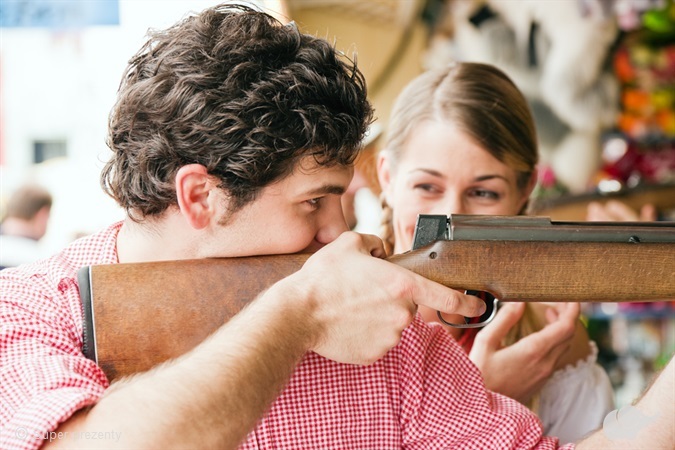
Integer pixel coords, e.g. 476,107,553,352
587,200,657,222
468,302,579,404
284,231,486,365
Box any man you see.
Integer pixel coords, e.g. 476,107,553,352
0,4,672,450
0,5,484,449
0,183,52,269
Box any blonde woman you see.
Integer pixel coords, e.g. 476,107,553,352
377,62,615,443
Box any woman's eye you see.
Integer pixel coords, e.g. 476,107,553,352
471,189,499,200
414,184,439,194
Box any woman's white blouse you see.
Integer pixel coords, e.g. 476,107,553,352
538,341,615,444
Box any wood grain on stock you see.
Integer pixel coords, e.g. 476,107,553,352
389,241,675,302
90,254,309,381
88,241,675,381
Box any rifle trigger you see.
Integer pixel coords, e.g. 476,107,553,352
436,292,499,329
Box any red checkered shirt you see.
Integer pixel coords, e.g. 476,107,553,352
0,223,119,450
1,222,575,449
239,316,574,449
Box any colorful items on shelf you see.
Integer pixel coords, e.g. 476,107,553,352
531,165,569,201
614,41,675,140
593,6,675,192
538,3,674,199
591,136,675,189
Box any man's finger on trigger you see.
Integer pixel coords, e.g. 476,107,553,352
456,291,488,318
414,278,486,318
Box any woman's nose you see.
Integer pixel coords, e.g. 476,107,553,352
432,195,465,216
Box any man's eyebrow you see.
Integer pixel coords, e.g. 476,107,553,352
304,184,346,196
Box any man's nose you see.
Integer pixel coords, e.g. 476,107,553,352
315,199,350,245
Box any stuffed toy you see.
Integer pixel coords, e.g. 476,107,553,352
427,0,623,193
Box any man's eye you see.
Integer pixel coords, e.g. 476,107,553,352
306,197,322,208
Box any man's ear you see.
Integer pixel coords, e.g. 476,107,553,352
376,151,394,205
175,164,215,229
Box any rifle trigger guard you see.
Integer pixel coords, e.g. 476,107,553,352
436,293,499,328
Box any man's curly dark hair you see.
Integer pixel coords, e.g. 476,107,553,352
102,3,373,220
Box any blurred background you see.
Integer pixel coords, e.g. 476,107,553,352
1,0,673,407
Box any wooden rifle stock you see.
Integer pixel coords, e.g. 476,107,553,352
79,216,675,381
79,255,309,382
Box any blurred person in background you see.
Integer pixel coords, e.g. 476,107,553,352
0,183,52,269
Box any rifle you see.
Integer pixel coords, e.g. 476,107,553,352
78,214,675,381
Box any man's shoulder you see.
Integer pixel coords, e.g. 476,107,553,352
57,221,123,266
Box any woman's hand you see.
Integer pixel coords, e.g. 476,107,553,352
587,200,657,222
468,302,580,404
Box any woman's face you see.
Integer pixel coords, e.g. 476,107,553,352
378,120,534,253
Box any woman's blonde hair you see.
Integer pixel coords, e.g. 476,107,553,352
502,305,546,413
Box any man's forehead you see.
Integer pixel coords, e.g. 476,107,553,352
297,165,353,191
273,159,354,196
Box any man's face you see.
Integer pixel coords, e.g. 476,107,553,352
202,156,354,258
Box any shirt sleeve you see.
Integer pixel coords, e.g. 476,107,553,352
397,316,576,450
538,341,615,444
0,266,108,450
